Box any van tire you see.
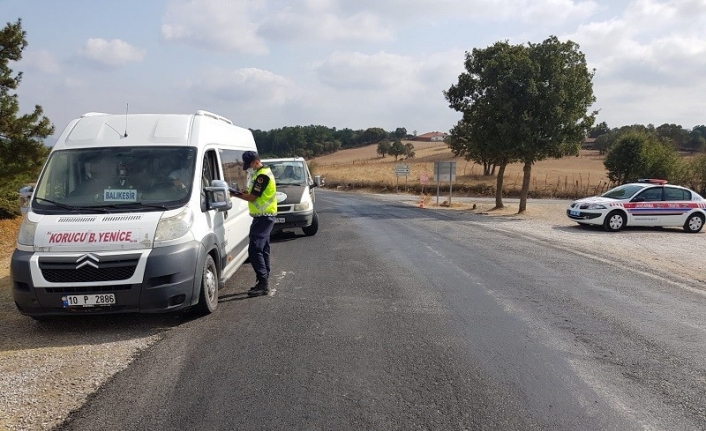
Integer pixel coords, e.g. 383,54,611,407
196,254,218,314
302,211,319,236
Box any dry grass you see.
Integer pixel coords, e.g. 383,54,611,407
313,142,610,199
0,218,20,278
0,218,21,321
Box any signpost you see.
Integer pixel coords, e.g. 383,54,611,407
433,161,457,206
395,164,409,193
420,173,429,195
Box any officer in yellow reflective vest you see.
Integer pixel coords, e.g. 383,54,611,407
230,151,277,296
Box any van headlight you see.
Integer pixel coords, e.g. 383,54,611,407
294,202,310,211
154,207,194,244
17,217,37,246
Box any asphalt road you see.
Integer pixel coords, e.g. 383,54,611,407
57,190,706,430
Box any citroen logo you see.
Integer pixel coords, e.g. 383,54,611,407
76,253,100,270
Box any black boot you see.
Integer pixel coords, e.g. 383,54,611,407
248,278,269,297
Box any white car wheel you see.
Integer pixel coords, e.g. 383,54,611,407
684,214,705,233
603,211,625,232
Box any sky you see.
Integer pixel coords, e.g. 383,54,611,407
2,0,706,142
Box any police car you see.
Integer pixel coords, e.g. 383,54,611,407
567,179,706,233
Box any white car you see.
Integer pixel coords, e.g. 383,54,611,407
567,180,706,233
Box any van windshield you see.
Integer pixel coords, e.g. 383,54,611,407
268,161,307,186
32,147,197,213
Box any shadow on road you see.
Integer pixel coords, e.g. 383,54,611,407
0,274,197,353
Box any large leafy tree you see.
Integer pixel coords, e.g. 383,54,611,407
445,41,529,208
445,37,596,212
0,19,54,218
513,37,596,212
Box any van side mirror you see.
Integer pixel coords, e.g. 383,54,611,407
313,175,323,188
204,180,232,212
19,185,34,213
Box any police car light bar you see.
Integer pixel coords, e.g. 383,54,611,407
637,178,668,185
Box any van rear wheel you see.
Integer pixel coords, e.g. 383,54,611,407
302,211,319,236
196,254,218,314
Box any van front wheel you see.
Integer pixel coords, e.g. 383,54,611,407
302,211,319,236
196,254,218,314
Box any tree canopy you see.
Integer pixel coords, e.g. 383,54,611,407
604,131,679,184
445,36,596,211
0,19,54,218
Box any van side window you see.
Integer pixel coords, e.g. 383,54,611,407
202,150,220,187
219,149,247,192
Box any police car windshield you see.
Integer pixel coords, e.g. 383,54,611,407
601,184,647,199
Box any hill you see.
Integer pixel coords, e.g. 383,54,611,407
312,141,610,198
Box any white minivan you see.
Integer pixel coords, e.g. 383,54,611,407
262,157,321,236
11,110,255,318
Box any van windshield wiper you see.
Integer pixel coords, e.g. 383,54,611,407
35,197,109,213
104,202,170,211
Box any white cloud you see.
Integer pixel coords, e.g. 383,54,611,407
185,67,299,107
563,0,706,128
161,0,268,54
63,77,84,89
161,0,597,50
314,50,463,94
20,49,61,74
332,0,598,23
79,38,145,66
314,51,418,91
259,9,392,42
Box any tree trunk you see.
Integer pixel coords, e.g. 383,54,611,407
491,164,497,176
483,162,491,176
494,163,507,209
519,161,532,213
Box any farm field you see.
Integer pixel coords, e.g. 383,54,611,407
312,141,610,199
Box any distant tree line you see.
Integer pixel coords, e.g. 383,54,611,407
590,122,706,155
250,126,411,159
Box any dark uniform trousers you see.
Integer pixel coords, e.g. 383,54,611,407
249,216,275,282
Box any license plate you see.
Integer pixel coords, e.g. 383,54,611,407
275,217,285,223
63,293,116,307
570,209,580,216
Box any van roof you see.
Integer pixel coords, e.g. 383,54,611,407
53,111,252,150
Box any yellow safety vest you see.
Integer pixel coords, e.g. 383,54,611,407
248,166,277,216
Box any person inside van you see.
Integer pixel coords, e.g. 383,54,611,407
70,157,113,199
167,168,190,198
